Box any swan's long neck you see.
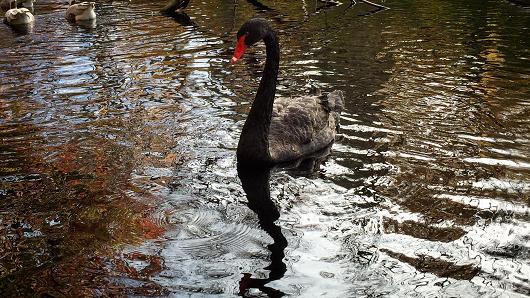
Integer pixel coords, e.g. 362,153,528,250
238,30,280,164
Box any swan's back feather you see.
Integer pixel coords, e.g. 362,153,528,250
268,90,344,162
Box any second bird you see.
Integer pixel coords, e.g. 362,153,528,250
65,0,96,22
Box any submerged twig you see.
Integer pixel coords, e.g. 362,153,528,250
346,0,389,14
359,0,389,10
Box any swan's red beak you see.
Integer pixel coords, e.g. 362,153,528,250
231,35,247,64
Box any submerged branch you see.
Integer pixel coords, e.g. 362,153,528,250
359,0,389,10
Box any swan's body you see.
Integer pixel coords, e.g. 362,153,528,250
4,7,33,25
1,0,34,12
268,92,343,162
232,18,344,165
65,1,95,21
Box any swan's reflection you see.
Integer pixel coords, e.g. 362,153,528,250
237,164,287,297
237,145,332,297
8,22,34,35
162,11,195,27
75,19,97,30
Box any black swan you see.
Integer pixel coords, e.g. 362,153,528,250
231,18,344,166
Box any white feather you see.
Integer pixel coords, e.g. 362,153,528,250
65,1,96,21
4,7,34,25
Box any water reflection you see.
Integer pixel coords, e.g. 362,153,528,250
6,22,34,35
74,19,97,29
1,0,529,296
163,11,195,27
237,165,287,297
0,120,168,295
237,145,334,297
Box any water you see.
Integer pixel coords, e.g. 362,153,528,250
1,0,529,296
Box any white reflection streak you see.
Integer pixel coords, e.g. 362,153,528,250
463,157,530,170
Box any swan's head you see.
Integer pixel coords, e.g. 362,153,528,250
231,18,273,64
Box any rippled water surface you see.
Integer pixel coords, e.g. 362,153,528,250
1,0,529,296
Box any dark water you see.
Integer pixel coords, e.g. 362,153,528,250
1,0,529,296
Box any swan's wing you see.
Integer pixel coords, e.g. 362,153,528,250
268,94,341,162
